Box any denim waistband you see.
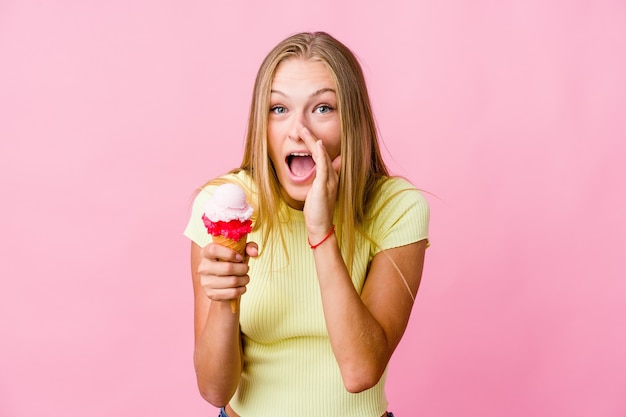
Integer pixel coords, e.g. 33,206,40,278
219,408,394,417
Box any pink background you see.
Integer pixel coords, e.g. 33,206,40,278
1,1,625,416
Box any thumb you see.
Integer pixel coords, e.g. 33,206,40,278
245,241,259,258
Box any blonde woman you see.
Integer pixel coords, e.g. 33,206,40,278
184,32,429,417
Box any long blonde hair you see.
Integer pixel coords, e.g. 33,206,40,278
231,32,390,271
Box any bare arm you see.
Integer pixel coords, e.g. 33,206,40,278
312,236,426,392
190,241,257,406
298,125,427,392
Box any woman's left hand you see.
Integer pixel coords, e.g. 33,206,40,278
298,125,342,240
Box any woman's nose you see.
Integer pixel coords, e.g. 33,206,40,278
287,112,307,142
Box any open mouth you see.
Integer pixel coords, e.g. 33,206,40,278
286,153,315,177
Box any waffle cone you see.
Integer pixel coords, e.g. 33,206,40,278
212,234,248,313
213,235,248,255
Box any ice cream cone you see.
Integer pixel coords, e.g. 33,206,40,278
202,183,253,315
212,234,248,313
212,234,247,255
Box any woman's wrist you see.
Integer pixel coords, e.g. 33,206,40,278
308,224,335,249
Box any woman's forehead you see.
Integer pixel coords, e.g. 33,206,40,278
271,58,335,90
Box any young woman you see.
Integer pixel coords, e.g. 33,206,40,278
184,31,429,417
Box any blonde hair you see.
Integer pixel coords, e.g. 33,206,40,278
228,32,391,272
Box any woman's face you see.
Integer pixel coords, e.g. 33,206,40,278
267,57,341,209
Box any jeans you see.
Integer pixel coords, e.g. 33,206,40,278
219,409,394,417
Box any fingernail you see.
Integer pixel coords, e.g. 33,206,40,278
235,254,243,261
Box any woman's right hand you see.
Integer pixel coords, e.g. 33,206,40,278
197,241,258,304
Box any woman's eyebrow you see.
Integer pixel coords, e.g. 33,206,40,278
270,87,336,98
309,87,336,97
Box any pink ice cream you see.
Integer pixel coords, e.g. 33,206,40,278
202,183,253,241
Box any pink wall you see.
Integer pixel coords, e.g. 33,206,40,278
1,1,624,416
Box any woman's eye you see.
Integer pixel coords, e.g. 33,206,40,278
315,105,333,114
270,106,286,114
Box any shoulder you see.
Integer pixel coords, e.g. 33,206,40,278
364,176,430,253
369,176,429,216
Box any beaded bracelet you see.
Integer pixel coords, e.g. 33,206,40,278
308,225,336,249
